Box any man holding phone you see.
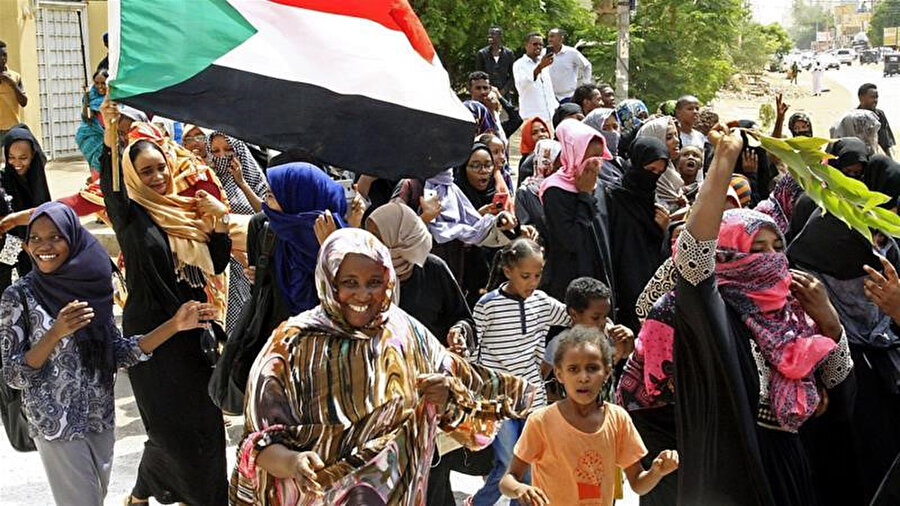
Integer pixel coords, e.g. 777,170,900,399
513,32,558,124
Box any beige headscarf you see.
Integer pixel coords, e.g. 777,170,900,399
368,201,432,279
121,140,217,287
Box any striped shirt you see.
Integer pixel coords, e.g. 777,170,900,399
474,285,571,407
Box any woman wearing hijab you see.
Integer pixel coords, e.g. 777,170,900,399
99,101,233,505
248,162,347,328
1,124,51,292
540,119,616,301
616,99,650,158
428,144,516,305
207,132,269,333
672,132,853,505
367,202,488,506
181,124,211,161
516,138,561,247
0,202,211,505
230,228,535,505
788,207,897,505
366,201,472,347
75,69,108,180
788,112,814,137
636,117,686,212
827,137,870,180
517,116,553,186
606,137,670,332
583,107,626,184
831,110,883,156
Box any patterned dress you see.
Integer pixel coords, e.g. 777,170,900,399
229,228,535,506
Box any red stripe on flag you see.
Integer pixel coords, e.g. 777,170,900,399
266,0,436,62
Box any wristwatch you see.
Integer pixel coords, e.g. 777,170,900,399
220,213,231,226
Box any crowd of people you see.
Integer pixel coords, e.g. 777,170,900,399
1,24,900,506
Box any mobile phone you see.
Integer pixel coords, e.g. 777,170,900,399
337,179,356,201
424,188,438,200
492,192,509,209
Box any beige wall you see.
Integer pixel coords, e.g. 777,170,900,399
1,0,109,146
87,0,109,72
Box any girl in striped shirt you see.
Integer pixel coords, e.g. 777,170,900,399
470,238,570,506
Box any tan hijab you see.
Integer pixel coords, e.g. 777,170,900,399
368,201,432,279
121,140,217,285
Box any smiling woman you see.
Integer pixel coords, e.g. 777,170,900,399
0,202,209,505
1,124,51,296
231,228,535,505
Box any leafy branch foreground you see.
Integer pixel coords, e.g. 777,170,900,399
748,132,900,243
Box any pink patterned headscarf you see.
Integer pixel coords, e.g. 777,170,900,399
641,209,836,431
717,209,836,430
539,119,612,200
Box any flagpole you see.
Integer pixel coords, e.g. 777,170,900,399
110,82,120,192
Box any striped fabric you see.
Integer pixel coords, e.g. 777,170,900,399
474,286,571,407
230,304,535,505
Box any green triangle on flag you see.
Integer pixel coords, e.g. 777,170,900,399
110,0,256,100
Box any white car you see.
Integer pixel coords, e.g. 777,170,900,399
836,48,856,65
817,53,841,70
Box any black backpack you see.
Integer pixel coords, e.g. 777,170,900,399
208,224,277,415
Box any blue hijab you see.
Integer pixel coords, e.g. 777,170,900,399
263,163,346,314
25,202,116,382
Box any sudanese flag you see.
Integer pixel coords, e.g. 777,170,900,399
107,0,474,179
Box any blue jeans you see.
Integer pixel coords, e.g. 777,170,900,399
472,418,530,506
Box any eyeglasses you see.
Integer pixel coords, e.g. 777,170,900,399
183,135,206,143
467,163,493,173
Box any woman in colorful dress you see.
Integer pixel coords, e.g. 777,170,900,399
230,228,535,505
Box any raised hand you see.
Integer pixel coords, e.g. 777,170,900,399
652,449,680,476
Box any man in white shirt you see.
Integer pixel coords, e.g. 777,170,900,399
513,32,558,124
675,95,707,148
546,28,593,103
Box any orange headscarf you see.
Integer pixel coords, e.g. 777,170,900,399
519,116,552,156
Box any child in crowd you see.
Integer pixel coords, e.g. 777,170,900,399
500,326,679,506
471,238,571,506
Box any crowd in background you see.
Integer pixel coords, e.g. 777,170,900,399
0,24,899,506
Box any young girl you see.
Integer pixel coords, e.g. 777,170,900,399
471,238,571,506
500,326,679,506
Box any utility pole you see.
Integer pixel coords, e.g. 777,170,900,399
615,0,630,101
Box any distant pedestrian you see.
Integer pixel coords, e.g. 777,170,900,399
858,83,896,158
475,27,516,100
546,28,592,103
513,32,558,124
811,59,824,96
0,41,28,147
790,61,800,85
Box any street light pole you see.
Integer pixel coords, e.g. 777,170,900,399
615,0,630,101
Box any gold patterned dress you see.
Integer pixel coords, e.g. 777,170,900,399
229,228,535,506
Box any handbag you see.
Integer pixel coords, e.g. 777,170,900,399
0,286,37,452
209,223,277,415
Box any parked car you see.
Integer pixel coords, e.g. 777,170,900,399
836,48,856,65
817,53,841,70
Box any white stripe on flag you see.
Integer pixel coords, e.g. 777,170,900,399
217,0,473,124
107,0,121,80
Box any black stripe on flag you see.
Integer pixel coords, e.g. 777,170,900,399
121,64,475,179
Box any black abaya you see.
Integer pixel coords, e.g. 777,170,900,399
607,138,668,332
398,254,472,346
100,147,231,505
541,186,615,302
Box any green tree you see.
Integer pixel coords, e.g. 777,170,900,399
731,21,794,74
868,0,900,47
629,0,745,106
789,0,834,49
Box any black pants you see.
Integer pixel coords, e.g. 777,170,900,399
426,446,494,506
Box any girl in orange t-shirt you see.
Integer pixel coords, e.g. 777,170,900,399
500,326,679,505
